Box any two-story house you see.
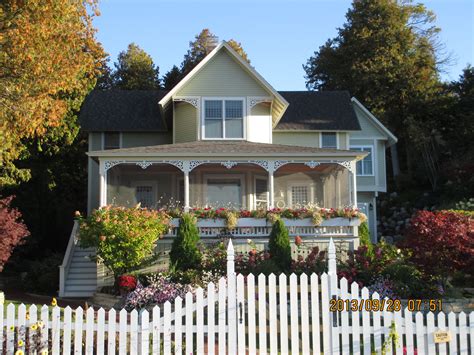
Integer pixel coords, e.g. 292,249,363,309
60,41,396,297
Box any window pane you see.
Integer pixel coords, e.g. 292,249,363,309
363,160,373,175
291,185,309,206
135,186,154,209
205,119,223,138
321,132,337,148
356,160,363,175
225,100,243,118
205,100,222,118
225,118,243,138
207,179,242,208
104,132,120,150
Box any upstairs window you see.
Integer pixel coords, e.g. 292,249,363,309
321,132,337,148
103,132,121,150
204,99,244,139
350,146,374,175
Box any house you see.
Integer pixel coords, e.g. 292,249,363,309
59,41,396,297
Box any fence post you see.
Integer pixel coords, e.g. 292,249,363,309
227,240,237,353
328,238,339,353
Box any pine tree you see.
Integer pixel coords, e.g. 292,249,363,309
268,219,292,271
169,213,202,271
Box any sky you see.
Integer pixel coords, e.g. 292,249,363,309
94,0,474,91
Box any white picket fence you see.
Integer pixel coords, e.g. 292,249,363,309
3,239,474,354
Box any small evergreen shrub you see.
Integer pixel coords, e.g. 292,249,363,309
358,222,373,256
268,219,292,271
170,213,202,272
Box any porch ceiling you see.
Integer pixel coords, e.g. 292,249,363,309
88,140,367,160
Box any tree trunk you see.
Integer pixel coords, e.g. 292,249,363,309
390,144,400,177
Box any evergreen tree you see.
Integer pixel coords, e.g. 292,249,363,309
169,213,202,271
163,65,182,90
112,43,160,90
268,219,292,271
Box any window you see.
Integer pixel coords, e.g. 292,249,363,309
290,185,309,207
103,132,121,150
321,132,337,148
350,146,374,175
254,178,268,209
134,185,155,208
206,178,242,208
204,99,244,139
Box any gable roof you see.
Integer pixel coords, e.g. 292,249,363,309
275,91,361,131
79,90,169,132
158,41,289,124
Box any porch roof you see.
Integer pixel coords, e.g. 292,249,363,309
88,140,366,159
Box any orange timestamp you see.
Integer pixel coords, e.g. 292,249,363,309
330,299,442,312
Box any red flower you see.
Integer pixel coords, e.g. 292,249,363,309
295,235,303,246
117,275,137,291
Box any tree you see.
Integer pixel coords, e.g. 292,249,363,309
0,196,30,271
268,219,292,271
227,39,250,63
303,0,445,183
112,43,161,90
169,213,202,271
0,0,105,186
163,65,182,90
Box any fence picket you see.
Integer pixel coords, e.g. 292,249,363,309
279,273,289,354
372,293,382,354
268,273,278,355
17,304,26,354
459,312,467,354
382,305,393,355
290,273,299,354
310,273,320,355
96,308,105,355
300,273,310,354
152,306,160,355
207,283,216,355
174,296,183,355
107,308,117,355
119,308,128,354
448,312,457,355
321,273,331,354
394,306,403,355
361,287,371,355
163,302,171,355
6,303,15,354
0,301,3,353
438,312,447,355
404,308,414,355
415,312,425,355
186,292,194,355
63,306,72,355
196,288,205,354
130,310,138,354
140,310,150,355
427,312,436,354
469,312,474,355
218,277,227,354
258,273,267,355
247,274,257,355
41,304,49,351
236,274,246,355
351,282,361,354
74,307,84,355
340,278,350,355
52,306,61,354
86,307,95,354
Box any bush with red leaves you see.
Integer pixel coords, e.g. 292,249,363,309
0,196,30,271
401,210,474,284
117,275,137,291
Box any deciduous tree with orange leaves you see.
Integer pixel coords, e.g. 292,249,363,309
0,0,105,186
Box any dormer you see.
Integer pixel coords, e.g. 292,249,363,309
159,41,289,144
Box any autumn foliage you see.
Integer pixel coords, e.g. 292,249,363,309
0,196,30,271
401,210,474,281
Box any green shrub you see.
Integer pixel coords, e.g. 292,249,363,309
358,222,373,256
268,219,291,271
24,253,63,294
170,213,202,272
77,206,170,279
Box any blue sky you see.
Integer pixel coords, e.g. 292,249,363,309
94,0,473,90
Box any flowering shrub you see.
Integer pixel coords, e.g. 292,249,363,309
200,241,227,276
235,250,280,275
367,276,398,299
291,246,327,275
77,205,170,278
117,275,137,292
401,210,474,287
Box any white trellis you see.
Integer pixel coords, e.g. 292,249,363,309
4,239,474,354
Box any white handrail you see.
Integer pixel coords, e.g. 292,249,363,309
59,220,79,297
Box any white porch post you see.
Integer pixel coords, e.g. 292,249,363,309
184,170,190,212
351,160,358,208
268,168,275,209
99,159,107,207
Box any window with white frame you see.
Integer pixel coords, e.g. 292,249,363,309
132,182,156,209
254,177,268,209
350,146,374,175
103,132,121,150
290,185,309,207
321,132,337,148
203,99,244,139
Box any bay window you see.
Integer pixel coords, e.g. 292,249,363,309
203,99,244,139
350,146,374,175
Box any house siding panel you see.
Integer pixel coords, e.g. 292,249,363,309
351,104,385,139
88,133,102,213
248,103,272,144
272,132,320,147
177,51,269,97
174,103,198,143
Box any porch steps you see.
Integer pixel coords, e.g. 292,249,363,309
62,247,97,298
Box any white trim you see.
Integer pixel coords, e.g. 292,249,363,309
201,97,246,140
159,41,289,121
351,97,398,145
203,173,246,208
350,145,375,176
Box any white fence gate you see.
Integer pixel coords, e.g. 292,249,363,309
3,239,474,354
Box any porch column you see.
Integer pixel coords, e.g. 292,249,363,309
268,169,275,209
184,170,190,212
351,161,358,207
99,159,107,207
